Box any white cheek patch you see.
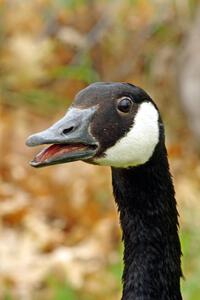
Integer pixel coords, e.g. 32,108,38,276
94,102,159,168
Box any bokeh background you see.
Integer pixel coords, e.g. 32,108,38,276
0,0,200,299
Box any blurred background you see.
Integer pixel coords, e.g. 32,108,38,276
0,0,200,299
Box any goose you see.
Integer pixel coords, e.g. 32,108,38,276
26,82,182,300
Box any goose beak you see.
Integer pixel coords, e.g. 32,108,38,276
26,106,98,168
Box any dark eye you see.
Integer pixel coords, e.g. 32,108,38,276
117,98,132,113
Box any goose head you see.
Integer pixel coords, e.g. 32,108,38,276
26,82,161,168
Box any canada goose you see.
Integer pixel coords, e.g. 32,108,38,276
26,82,182,300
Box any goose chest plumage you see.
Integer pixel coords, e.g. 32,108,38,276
26,82,182,300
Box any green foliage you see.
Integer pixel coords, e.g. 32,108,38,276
110,260,123,281
52,59,100,84
47,276,97,300
53,64,99,83
180,228,200,300
3,292,13,300
1,87,70,114
109,244,123,281
21,89,66,108
48,276,79,300
189,0,200,14
57,0,90,9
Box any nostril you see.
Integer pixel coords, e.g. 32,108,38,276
62,126,74,135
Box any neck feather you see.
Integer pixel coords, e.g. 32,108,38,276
111,142,182,300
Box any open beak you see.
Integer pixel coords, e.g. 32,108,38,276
26,106,98,168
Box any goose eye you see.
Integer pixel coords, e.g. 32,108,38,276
117,98,132,113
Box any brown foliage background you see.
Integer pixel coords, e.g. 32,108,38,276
0,1,200,299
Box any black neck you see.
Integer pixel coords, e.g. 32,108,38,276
111,142,182,300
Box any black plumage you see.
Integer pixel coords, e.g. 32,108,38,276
112,139,182,299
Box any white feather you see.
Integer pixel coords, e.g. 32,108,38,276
94,102,159,168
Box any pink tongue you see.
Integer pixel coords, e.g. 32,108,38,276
34,144,86,163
